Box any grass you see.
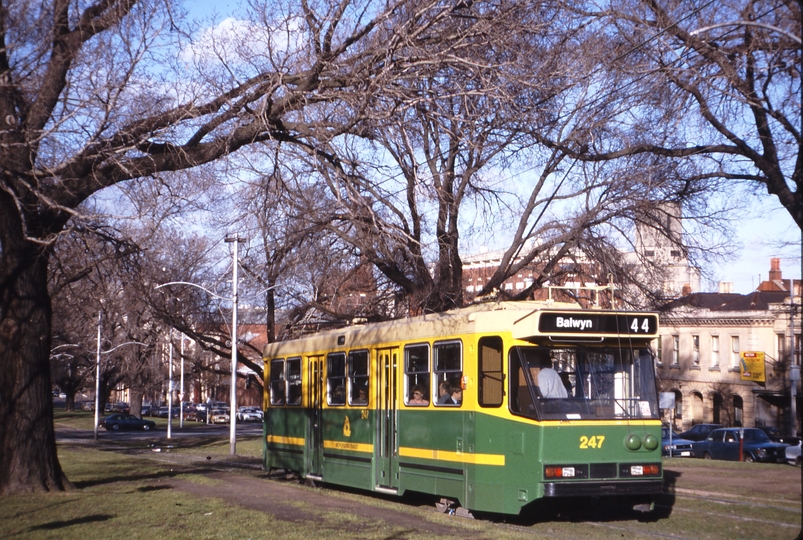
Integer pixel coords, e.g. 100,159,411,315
1,411,799,540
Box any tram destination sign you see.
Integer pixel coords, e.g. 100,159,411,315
538,312,658,336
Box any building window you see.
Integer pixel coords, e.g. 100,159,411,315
734,395,743,427
673,389,682,419
797,334,802,366
656,338,662,366
730,336,740,369
672,335,679,366
711,335,719,367
692,335,700,365
777,333,785,361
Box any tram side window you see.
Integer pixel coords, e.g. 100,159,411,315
478,336,504,407
434,341,462,406
269,358,285,406
286,357,302,406
348,350,369,405
405,344,430,406
327,352,347,406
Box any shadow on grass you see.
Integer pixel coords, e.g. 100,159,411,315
72,467,209,489
31,514,114,531
137,485,173,492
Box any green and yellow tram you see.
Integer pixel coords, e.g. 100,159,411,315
262,301,662,516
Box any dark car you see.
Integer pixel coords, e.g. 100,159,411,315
100,413,156,432
662,427,695,457
757,426,800,446
679,423,723,442
693,427,788,463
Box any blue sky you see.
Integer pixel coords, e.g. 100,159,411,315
716,198,800,294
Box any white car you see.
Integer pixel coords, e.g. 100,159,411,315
786,439,801,466
237,407,263,422
209,409,230,424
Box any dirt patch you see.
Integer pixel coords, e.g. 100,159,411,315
166,468,477,537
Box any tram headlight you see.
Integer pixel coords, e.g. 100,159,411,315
643,434,659,451
625,434,642,450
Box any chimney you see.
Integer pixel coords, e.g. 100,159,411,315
769,257,782,282
681,283,692,296
718,281,733,294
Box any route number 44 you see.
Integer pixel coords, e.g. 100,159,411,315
630,318,651,333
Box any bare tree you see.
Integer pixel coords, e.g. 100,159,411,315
558,0,801,229
0,0,493,493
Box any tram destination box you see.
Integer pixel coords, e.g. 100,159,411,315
537,311,658,336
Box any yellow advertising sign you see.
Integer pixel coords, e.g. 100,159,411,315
740,351,766,383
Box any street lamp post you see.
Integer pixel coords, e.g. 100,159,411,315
180,335,185,429
94,311,102,441
167,332,173,439
92,310,145,441
225,235,246,455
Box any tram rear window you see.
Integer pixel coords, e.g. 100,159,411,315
286,357,302,406
327,352,347,405
269,359,285,406
405,344,430,406
434,341,462,407
348,350,369,405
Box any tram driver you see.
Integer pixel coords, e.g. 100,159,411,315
537,356,568,399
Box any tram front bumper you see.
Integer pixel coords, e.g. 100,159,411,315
543,480,663,498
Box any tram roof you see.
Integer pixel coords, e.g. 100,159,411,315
263,300,652,357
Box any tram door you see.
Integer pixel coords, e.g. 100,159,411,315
376,348,399,490
306,355,324,479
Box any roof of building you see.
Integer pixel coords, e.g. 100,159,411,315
658,290,793,313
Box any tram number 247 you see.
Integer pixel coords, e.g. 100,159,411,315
579,435,605,449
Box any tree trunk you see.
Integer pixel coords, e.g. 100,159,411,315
0,241,71,494
129,387,144,418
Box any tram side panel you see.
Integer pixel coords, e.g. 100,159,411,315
396,409,468,504
264,407,306,472
319,407,375,490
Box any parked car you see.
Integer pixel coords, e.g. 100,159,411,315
693,428,788,463
182,404,198,421
757,426,800,446
156,406,181,418
679,423,723,442
237,407,263,422
100,413,157,431
209,409,230,424
662,426,695,457
786,439,801,466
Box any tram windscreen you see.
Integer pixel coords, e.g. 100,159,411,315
509,346,659,421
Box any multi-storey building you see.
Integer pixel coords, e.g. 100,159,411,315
656,258,800,435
